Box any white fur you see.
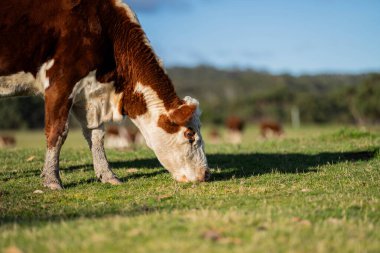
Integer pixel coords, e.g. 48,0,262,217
130,83,208,182
38,59,54,90
134,82,166,115
0,59,54,97
70,70,124,129
0,71,37,97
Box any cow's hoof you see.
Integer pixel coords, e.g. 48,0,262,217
43,182,64,190
103,177,122,185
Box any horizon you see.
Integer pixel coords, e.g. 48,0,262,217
165,63,377,76
125,0,380,75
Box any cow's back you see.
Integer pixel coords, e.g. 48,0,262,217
0,0,115,96
0,0,68,76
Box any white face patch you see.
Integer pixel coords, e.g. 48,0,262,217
156,103,208,182
134,82,166,116
0,59,54,97
129,84,208,182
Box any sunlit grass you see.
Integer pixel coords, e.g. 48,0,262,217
0,125,379,253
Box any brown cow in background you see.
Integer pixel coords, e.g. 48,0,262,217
105,125,145,149
260,120,283,138
0,135,16,148
226,116,245,144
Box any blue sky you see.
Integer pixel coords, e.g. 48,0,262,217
125,0,380,74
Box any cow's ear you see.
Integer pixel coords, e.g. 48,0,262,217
169,104,197,126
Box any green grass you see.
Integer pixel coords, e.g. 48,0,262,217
0,125,379,253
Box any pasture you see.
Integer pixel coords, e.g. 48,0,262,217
0,126,379,253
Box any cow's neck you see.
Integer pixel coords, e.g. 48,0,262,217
102,1,184,147
106,1,182,121
127,82,168,149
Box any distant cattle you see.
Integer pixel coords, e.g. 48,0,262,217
0,0,209,189
105,125,145,149
226,116,245,144
207,128,222,144
260,120,283,138
0,135,16,148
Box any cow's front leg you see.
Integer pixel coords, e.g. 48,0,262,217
41,122,69,190
81,126,121,185
41,87,72,190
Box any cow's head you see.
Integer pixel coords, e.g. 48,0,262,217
110,1,209,182
125,88,209,182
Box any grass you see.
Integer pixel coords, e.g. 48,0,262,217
0,125,379,253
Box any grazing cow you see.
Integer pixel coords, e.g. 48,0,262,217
0,0,209,189
226,116,245,144
208,128,221,144
259,120,283,138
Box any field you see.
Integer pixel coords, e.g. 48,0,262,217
0,125,379,253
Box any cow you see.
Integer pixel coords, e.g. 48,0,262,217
0,0,209,190
259,120,283,138
0,135,16,148
225,116,245,144
105,125,145,149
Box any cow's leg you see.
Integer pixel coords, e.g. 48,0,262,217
41,121,69,190
41,87,73,190
81,126,121,185
72,107,121,185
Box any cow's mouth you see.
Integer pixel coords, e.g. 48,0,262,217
175,169,210,183
177,175,190,183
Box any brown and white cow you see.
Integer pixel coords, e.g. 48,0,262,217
0,135,16,148
226,116,245,144
0,0,209,190
259,120,283,138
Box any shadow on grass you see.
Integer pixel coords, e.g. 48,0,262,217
63,170,165,188
208,150,377,181
61,159,164,187
62,158,161,173
0,169,41,182
0,203,161,226
2,149,377,183
0,149,377,225
61,149,378,183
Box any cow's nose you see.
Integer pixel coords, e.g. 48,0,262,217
177,175,190,183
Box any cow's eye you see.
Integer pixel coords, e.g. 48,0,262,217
184,128,195,143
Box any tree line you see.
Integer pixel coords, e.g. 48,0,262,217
0,66,379,129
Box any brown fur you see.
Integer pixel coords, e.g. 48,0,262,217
157,104,196,134
120,90,148,119
106,125,121,136
0,0,188,147
102,3,183,117
169,104,196,126
157,114,181,134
